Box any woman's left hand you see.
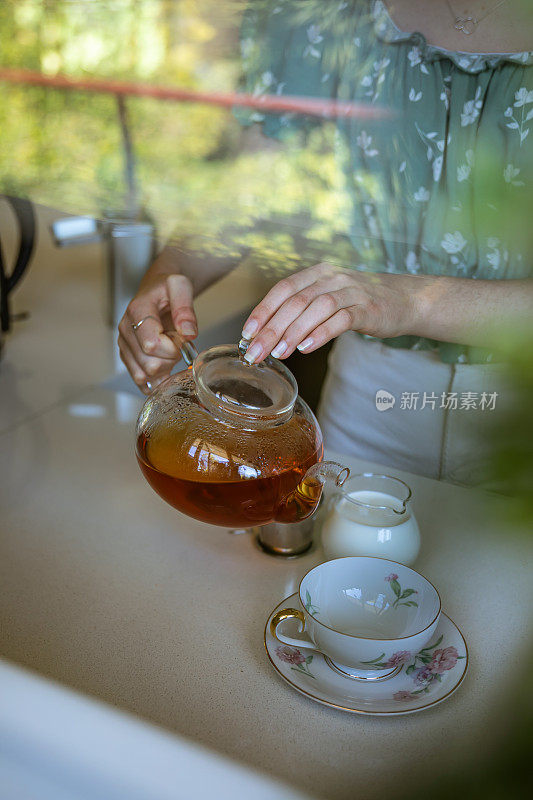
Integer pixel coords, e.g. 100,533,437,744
240,262,422,363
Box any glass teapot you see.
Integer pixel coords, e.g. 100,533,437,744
135,333,349,528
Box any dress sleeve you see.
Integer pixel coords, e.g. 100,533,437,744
236,0,358,138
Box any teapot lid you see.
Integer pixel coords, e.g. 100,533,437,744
193,344,298,426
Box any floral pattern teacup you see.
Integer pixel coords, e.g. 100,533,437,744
270,557,441,680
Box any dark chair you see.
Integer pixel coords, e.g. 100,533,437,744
0,195,36,335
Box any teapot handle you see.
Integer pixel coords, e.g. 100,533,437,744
163,329,198,367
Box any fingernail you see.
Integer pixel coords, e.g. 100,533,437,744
179,322,196,337
271,340,287,358
244,341,263,364
297,337,314,352
241,319,258,339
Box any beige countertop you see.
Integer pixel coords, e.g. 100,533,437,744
1,203,532,799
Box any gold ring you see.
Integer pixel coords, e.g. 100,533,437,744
131,315,158,331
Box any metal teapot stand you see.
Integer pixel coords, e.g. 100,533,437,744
251,517,316,558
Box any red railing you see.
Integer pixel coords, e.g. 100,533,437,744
0,68,388,120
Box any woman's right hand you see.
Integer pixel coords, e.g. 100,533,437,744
118,272,198,394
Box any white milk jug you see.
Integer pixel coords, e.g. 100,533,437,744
321,473,420,565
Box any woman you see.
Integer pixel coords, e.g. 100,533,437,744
118,0,533,485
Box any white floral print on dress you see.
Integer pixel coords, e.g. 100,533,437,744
414,186,430,202
461,86,483,127
487,238,509,271
503,164,525,186
504,87,533,145
304,24,323,58
457,150,475,183
432,155,443,182
441,231,467,255
357,130,379,157
407,46,422,67
405,251,420,273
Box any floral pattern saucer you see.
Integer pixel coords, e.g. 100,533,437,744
264,593,468,716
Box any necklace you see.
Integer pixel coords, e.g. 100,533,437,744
445,0,508,35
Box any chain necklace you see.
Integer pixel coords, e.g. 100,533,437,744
445,0,508,35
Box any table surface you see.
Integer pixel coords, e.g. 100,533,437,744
1,204,532,800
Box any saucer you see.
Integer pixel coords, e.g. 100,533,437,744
264,593,468,716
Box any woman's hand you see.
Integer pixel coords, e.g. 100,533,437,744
240,263,420,363
118,272,198,393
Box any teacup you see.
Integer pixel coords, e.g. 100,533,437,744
270,557,441,680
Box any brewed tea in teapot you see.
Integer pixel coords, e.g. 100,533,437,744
135,337,348,528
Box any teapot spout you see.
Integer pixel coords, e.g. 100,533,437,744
274,461,350,524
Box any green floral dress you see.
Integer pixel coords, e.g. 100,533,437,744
239,0,533,363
